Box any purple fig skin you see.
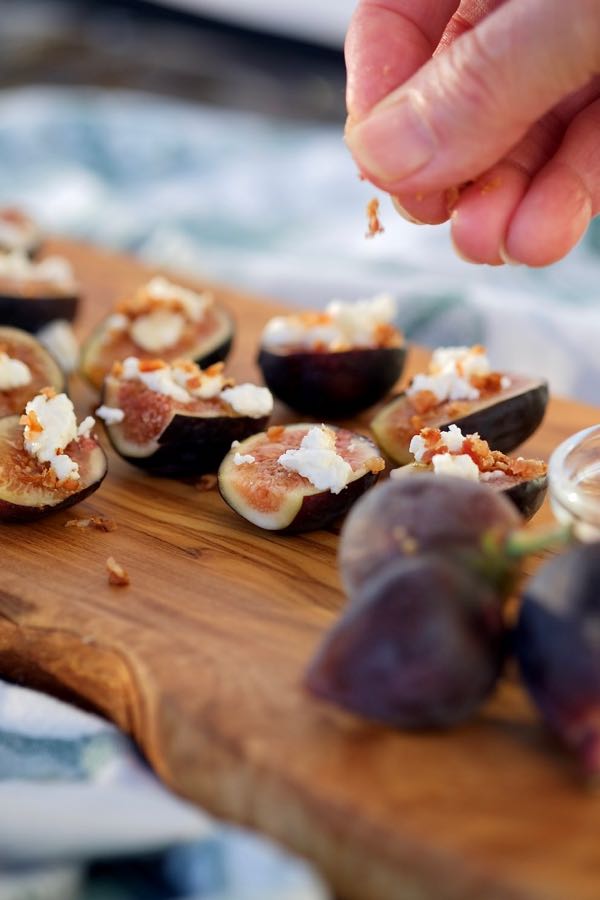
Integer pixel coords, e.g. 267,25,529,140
268,469,380,535
0,293,78,334
108,412,270,478
396,463,547,522
372,378,548,464
258,345,406,418
306,555,506,728
0,475,107,523
515,543,600,777
503,473,547,521
339,474,522,599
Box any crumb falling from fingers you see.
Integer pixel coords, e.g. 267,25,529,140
366,197,384,238
66,516,117,532
106,556,130,586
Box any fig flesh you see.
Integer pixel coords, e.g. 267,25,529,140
0,327,65,418
81,305,234,390
258,345,406,418
101,370,270,478
515,543,600,776
306,554,506,728
339,474,522,599
0,416,107,522
372,376,548,465
218,423,384,533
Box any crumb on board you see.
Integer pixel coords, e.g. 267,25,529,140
195,474,218,492
365,197,384,238
65,516,117,532
106,556,130,586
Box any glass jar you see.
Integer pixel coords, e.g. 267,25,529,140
549,424,600,541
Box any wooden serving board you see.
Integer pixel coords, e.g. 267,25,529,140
1,238,600,900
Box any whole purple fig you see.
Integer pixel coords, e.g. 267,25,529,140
515,543,600,776
306,554,506,728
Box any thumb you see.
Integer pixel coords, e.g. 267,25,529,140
346,0,600,193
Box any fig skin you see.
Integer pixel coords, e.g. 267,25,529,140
258,345,406,418
0,418,107,523
394,463,548,521
306,554,507,728
218,424,383,534
109,412,270,478
0,293,78,334
372,378,549,465
515,543,600,776
339,474,522,599
80,308,234,390
0,326,66,418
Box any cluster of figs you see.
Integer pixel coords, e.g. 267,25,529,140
1,210,599,779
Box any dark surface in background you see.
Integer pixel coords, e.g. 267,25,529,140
0,0,346,121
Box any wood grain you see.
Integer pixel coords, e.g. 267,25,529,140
1,238,600,900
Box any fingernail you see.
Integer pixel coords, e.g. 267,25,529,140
392,197,425,225
499,242,523,266
346,94,437,183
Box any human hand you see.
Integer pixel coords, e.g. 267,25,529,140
345,0,600,266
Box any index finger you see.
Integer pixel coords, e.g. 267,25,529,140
346,0,460,122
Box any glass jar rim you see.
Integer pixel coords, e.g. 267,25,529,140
549,424,600,527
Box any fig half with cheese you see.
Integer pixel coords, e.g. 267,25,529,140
0,207,41,257
218,423,385,533
0,389,107,522
81,276,234,390
257,294,405,418
371,345,548,464
0,326,65,418
391,424,548,520
0,252,79,333
99,357,272,477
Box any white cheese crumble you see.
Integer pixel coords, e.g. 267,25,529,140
0,252,76,289
120,357,190,403
106,313,129,333
22,392,94,483
234,452,256,465
277,425,352,494
144,276,211,323
261,292,397,351
220,384,273,418
129,310,185,352
96,405,125,425
431,452,480,481
0,352,32,390
36,320,80,374
407,345,495,404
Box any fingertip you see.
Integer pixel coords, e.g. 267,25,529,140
505,162,593,266
392,191,450,226
450,163,530,265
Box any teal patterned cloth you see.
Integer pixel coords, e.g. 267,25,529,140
0,678,328,899
0,84,599,898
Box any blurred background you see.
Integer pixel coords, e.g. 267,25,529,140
0,2,599,898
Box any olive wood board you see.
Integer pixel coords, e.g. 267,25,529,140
1,238,599,900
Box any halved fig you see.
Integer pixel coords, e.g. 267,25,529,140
257,294,405,418
0,327,65,418
372,375,548,464
0,207,41,257
100,358,272,477
390,425,548,520
258,345,406,418
0,253,79,333
80,277,234,390
0,416,107,522
218,423,385,533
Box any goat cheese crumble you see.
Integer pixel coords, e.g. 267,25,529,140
277,425,352,494
0,352,32,391
21,391,95,484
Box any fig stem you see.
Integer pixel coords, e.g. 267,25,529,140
503,523,573,560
